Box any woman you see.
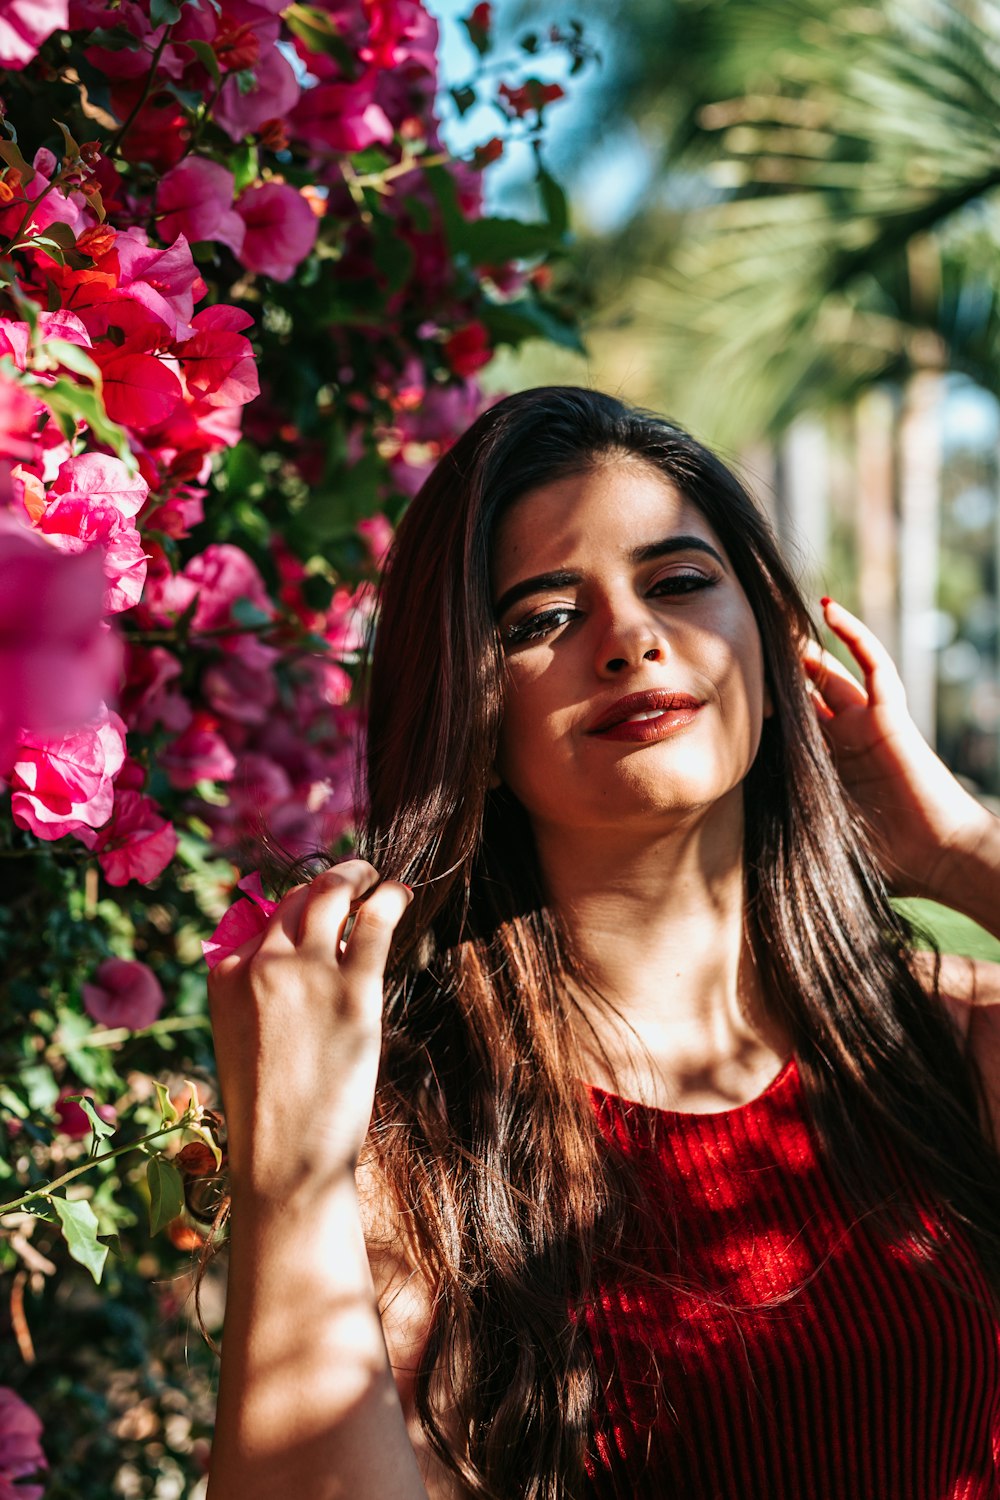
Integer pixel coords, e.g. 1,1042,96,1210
205,388,1000,1500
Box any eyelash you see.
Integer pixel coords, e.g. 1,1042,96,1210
501,571,717,646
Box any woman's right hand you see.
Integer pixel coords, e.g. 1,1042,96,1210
207,860,412,1207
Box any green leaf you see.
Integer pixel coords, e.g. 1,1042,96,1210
86,26,143,50
38,376,137,468
231,142,259,194
450,85,477,118
27,236,67,266
52,1197,109,1284
425,164,562,263
146,1154,185,1235
63,1095,115,1145
154,1080,179,1128
41,338,102,381
283,3,356,71
536,162,568,238
150,0,183,24
230,596,273,628
481,297,585,354
184,38,222,85
53,120,81,163
0,140,32,178
372,231,414,293
458,215,563,263
15,1065,59,1112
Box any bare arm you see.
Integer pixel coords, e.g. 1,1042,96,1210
204,861,432,1500
209,1182,430,1500
929,809,1000,943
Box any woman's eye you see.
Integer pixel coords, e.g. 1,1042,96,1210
502,606,577,646
649,571,716,597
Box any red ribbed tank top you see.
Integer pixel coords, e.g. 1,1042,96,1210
583,1054,1000,1499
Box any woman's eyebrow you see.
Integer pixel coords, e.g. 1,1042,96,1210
494,569,579,620
493,536,725,619
630,534,726,568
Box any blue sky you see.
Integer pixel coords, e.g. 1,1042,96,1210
426,0,653,231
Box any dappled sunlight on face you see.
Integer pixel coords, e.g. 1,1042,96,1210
491,461,769,841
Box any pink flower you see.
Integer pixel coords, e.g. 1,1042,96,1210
324,584,372,657
27,456,149,616
95,349,183,433
82,956,165,1030
498,80,565,117
236,182,319,282
76,788,178,885
156,158,246,257
356,512,394,567
0,373,42,463
9,704,126,840
161,711,237,789
49,452,148,519
0,0,68,70
202,871,278,969
112,230,203,340
202,652,276,725
0,1387,47,1500
289,77,394,153
443,321,491,377
140,543,274,635
182,305,259,408
0,518,120,773
213,41,300,141
119,644,191,735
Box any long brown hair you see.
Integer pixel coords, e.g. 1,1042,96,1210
353,387,1000,1498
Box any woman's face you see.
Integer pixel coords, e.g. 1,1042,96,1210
491,459,770,839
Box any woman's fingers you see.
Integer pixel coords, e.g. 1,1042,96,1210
339,881,412,979
801,638,867,715
294,860,380,952
819,597,907,709
212,861,408,991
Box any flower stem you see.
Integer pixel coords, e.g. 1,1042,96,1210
106,27,173,159
0,1117,191,1217
45,1014,211,1055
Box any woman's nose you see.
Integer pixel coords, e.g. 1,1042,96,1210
595,607,667,676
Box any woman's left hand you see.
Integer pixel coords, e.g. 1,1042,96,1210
802,597,994,901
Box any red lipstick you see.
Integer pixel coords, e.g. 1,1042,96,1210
587,690,704,743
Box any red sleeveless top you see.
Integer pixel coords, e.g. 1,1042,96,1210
583,1054,1000,1499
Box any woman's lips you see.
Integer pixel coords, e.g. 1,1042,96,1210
587,690,704,739
593,708,704,744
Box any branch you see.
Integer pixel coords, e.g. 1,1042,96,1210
0,1115,192,1217
105,26,174,159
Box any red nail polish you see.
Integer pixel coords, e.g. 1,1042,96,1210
401,883,413,895
820,596,831,607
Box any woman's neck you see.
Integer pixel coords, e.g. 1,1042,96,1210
533,790,792,1103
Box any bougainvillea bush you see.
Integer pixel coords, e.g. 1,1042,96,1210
0,2,587,1492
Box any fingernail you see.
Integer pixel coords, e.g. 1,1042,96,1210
401,883,413,896
820,596,831,608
